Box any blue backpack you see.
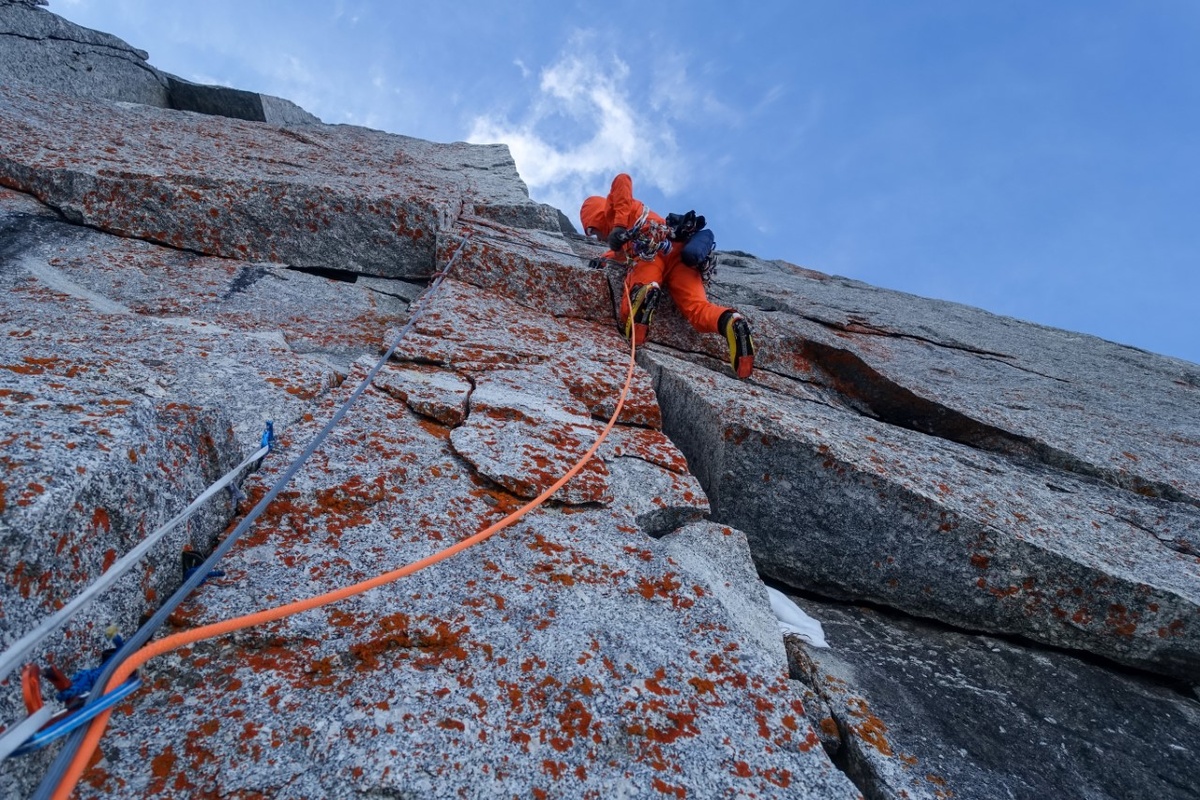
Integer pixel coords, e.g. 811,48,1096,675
681,228,715,268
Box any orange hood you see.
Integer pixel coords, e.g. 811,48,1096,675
579,195,608,237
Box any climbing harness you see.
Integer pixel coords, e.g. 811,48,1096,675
47,273,639,800
32,233,475,799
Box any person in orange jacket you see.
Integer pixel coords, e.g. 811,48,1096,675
579,173,756,379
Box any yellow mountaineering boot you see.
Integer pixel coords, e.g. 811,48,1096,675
718,309,756,379
624,282,661,345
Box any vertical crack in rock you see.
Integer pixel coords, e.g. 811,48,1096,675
785,641,903,800
796,337,1199,510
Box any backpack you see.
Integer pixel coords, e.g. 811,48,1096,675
680,228,716,281
666,210,716,280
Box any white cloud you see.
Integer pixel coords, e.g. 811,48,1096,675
647,50,738,126
754,83,788,113
467,31,687,215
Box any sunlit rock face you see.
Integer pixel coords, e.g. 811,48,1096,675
0,4,1196,799
0,115,852,798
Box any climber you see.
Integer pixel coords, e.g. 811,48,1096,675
580,173,756,379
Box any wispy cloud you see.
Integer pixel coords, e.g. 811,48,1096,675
467,30,687,215
647,50,738,127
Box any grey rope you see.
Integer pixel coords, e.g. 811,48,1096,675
31,234,470,799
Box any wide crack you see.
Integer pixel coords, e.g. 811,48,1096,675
777,581,1200,800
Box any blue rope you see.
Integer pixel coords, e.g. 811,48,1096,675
182,567,226,586
54,635,125,702
9,676,142,758
32,235,471,799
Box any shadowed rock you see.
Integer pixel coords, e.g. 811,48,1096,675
165,74,321,125
0,1,324,128
0,0,169,106
785,600,1200,800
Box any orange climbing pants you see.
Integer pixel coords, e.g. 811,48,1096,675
618,243,727,334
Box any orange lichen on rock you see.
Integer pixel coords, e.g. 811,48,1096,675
847,696,894,757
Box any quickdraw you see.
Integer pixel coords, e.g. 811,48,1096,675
623,207,672,262
1,641,141,761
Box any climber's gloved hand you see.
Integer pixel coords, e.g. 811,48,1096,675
607,226,629,251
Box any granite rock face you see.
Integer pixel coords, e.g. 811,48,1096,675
2,6,1199,799
165,74,322,125
0,0,169,107
641,254,1200,682
0,64,847,795
784,599,1200,800
0,183,400,706
0,80,543,280
0,1,321,124
0,178,855,797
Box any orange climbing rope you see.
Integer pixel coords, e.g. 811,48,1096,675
53,293,639,799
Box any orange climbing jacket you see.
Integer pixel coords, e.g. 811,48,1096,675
580,174,673,262
580,173,657,238
581,173,730,335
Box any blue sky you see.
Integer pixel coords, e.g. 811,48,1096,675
51,1,1200,365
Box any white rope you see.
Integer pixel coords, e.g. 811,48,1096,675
0,443,268,684
0,706,51,762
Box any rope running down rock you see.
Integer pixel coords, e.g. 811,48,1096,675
51,276,640,799
33,234,475,799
